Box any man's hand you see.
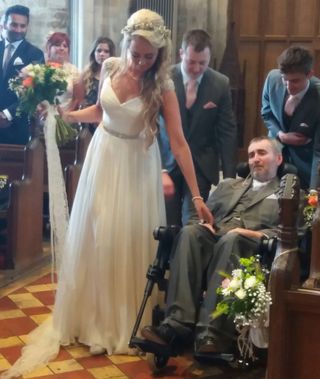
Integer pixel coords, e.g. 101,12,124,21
227,227,264,239
278,131,310,145
162,171,175,199
0,112,11,128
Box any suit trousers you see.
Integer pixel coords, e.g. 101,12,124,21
163,223,259,350
165,166,211,226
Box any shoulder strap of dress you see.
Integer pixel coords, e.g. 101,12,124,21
102,57,120,81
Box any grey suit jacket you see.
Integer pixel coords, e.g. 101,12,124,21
159,64,237,185
206,177,281,237
261,69,320,189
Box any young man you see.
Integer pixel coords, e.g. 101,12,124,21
0,4,45,144
159,29,237,225
261,45,320,189
142,136,287,355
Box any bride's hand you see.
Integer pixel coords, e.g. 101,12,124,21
193,198,214,225
57,105,71,124
36,103,48,122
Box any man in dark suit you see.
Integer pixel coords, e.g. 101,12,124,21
0,4,45,145
142,136,285,354
159,29,237,225
261,45,320,189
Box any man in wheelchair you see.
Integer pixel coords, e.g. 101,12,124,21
141,136,289,357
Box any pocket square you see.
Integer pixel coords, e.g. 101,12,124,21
203,101,217,109
299,123,309,128
13,57,24,66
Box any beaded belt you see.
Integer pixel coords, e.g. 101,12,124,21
103,125,140,140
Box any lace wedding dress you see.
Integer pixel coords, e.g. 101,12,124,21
1,62,166,378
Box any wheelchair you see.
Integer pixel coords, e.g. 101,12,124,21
129,225,278,370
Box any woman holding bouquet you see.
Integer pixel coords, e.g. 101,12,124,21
1,9,213,378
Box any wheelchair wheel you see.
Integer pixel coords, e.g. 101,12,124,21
146,352,169,370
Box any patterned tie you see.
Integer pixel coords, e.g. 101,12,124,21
284,95,299,116
2,43,14,74
185,79,197,109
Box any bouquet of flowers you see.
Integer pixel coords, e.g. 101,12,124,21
213,256,272,359
9,62,77,145
303,189,318,228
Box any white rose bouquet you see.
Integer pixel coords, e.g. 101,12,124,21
213,255,272,359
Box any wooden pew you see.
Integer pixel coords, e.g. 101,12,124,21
0,137,45,270
65,126,92,209
267,175,320,379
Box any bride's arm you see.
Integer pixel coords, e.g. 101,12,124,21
161,89,214,225
62,104,102,124
61,61,110,124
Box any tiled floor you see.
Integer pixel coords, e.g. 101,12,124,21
0,267,266,379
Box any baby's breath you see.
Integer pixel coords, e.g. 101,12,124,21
213,255,272,328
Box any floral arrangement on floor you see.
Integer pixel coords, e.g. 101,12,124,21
9,62,77,145
213,255,272,360
303,189,318,228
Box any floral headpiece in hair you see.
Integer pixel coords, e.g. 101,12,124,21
121,9,171,48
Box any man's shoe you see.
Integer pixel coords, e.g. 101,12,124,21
141,324,179,346
195,336,219,354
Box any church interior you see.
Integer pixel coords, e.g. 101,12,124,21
1,0,320,378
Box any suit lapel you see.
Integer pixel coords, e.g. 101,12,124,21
221,179,252,217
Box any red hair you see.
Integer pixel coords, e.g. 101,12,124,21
46,32,70,51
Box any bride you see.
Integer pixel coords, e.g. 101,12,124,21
1,8,213,378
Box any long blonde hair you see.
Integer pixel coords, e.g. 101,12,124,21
120,9,172,148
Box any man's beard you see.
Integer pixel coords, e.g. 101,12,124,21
6,30,26,42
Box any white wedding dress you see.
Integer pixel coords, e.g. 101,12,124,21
1,66,167,378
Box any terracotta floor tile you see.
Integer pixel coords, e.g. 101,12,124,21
52,347,73,362
0,296,19,310
26,284,57,293
0,309,25,320
117,360,153,378
0,345,23,364
88,364,128,378
48,358,84,374
0,336,23,348
1,316,38,336
108,355,141,365
23,365,54,378
8,293,44,308
23,306,52,316
77,355,112,369
29,273,57,286
0,354,11,371
32,291,55,306
30,313,51,325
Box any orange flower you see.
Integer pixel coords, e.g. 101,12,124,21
22,76,34,88
308,195,318,207
47,61,62,68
